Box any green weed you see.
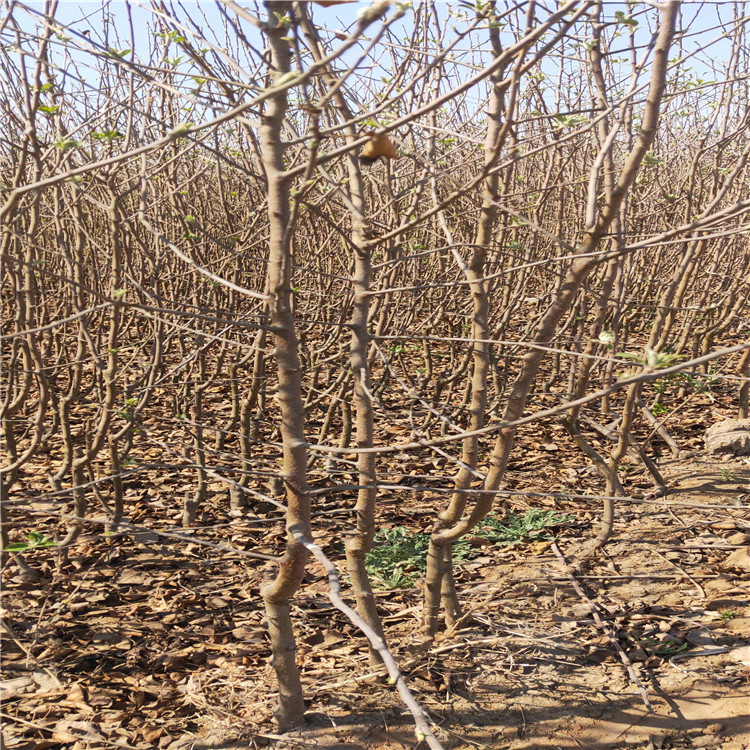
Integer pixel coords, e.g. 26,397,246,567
651,640,689,657
364,526,430,589
4,532,58,552
365,510,573,589
478,509,573,546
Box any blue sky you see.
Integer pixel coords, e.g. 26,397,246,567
13,1,739,71
6,1,741,139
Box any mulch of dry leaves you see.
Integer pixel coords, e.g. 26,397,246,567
2,387,750,750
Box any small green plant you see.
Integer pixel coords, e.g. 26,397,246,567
4,532,58,552
552,113,588,129
365,510,573,589
673,370,719,394
54,138,82,151
651,640,689,657
117,396,138,421
618,347,681,370
155,30,186,43
614,10,638,27
719,468,735,481
365,526,430,589
92,129,123,141
37,104,60,116
717,609,737,621
478,509,573,545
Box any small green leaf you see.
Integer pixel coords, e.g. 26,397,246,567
617,352,645,364
54,138,82,151
4,532,58,552
155,30,186,43
552,113,588,128
92,129,124,141
169,122,192,137
614,10,638,27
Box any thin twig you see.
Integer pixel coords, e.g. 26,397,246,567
289,526,445,750
550,541,654,713
652,549,706,598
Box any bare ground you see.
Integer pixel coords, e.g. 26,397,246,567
2,452,749,750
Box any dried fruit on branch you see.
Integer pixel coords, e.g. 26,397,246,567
360,132,398,164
